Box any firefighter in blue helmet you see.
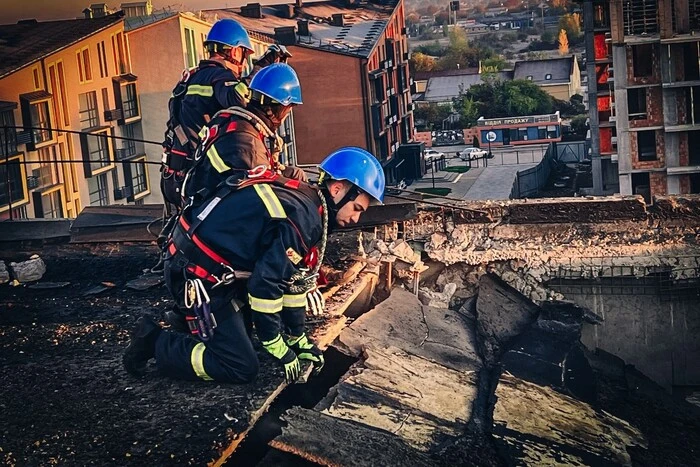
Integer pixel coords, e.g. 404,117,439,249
182,63,306,206
160,18,293,208
124,148,385,384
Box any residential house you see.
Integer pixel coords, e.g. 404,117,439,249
513,56,582,100
0,12,152,220
421,70,514,104
204,0,414,172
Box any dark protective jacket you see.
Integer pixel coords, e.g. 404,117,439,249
166,179,324,342
183,109,305,203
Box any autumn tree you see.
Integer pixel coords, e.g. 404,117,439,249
559,13,582,39
410,52,436,72
558,29,569,55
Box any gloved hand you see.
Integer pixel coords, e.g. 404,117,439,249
262,334,301,383
306,286,325,316
288,333,324,375
256,44,293,67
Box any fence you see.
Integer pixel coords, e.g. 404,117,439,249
508,142,589,199
466,146,546,168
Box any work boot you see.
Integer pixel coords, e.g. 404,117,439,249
123,316,162,377
164,307,189,334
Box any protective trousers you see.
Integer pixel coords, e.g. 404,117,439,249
154,301,259,383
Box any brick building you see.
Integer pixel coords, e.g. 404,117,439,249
0,12,155,220
204,0,414,170
583,0,700,200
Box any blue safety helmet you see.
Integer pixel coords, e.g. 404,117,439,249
204,19,254,53
319,147,385,204
249,63,303,106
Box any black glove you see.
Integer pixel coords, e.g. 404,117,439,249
256,44,293,67
288,333,324,375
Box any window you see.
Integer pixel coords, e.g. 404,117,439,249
627,88,647,118
88,173,109,206
632,44,653,78
112,32,128,74
79,91,99,129
121,123,138,158
537,126,547,139
41,190,63,218
545,73,552,80
121,83,139,119
30,101,52,144
101,88,110,113
37,145,61,188
32,67,41,89
57,62,70,126
637,130,657,161
0,109,18,156
518,127,528,141
77,47,93,83
80,129,113,178
185,27,198,68
130,157,149,197
526,75,533,80
547,125,558,139
97,41,109,78
0,155,27,210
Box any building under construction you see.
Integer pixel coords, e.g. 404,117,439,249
583,0,700,199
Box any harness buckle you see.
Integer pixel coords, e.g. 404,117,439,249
211,264,238,289
247,165,268,179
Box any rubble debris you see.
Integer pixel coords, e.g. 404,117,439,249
0,260,9,284
318,345,477,453
492,374,646,466
9,255,46,283
334,287,481,372
418,282,457,308
27,282,71,290
271,407,435,466
125,275,163,291
82,284,111,296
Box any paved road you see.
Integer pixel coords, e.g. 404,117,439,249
430,143,548,166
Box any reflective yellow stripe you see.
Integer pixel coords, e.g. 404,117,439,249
254,184,286,219
283,293,307,308
186,85,214,97
190,342,213,381
234,82,250,103
249,294,283,313
207,144,231,173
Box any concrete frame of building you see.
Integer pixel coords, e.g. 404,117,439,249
584,0,700,199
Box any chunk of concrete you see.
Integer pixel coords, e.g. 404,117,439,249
475,274,540,365
0,261,9,284
334,287,482,372
9,257,46,283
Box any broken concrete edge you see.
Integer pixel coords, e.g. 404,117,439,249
208,263,373,466
0,256,47,285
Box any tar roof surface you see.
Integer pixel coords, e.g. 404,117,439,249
204,0,398,58
0,12,125,79
513,57,574,85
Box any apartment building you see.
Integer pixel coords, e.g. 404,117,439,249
0,12,152,220
126,9,300,180
204,0,414,174
583,0,700,199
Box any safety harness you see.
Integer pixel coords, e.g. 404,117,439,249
168,168,327,290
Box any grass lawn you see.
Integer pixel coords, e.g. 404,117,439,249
415,187,452,198
443,166,471,173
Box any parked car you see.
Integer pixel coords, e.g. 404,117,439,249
425,149,445,161
459,147,488,161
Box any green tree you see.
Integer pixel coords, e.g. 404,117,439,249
455,78,554,120
480,56,508,72
410,52,436,72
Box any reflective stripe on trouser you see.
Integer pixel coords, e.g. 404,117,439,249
190,342,213,381
249,294,283,313
283,293,307,308
153,308,259,383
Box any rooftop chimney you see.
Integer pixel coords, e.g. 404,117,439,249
274,26,297,46
241,3,262,18
297,19,309,36
331,13,344,27
82,8,93,19
281,4,295,18
296,0,303,8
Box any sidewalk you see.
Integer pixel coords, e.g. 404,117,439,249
463,164,536,200
411,159,484,198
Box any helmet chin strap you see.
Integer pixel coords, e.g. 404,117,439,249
320,183,359,230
